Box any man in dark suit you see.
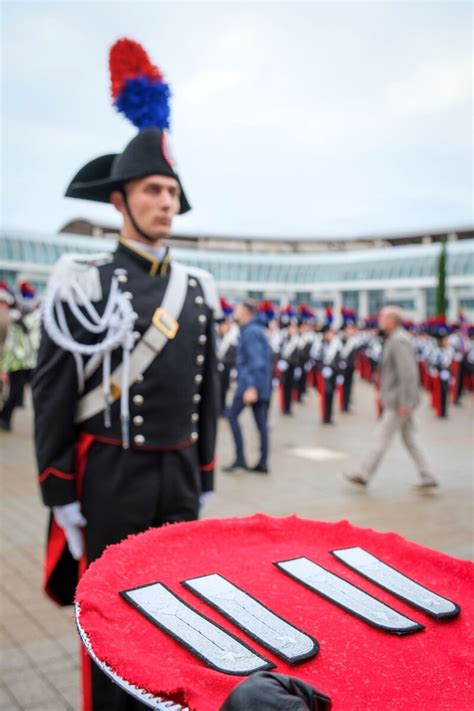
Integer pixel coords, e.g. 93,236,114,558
224,300,273,473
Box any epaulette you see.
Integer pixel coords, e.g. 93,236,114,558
48,253,113,304
182,265,223,320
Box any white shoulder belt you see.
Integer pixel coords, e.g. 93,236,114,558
75,262,188,424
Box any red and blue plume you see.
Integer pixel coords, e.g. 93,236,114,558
325,305,333,326
0,280,13,293
109,38,171,131
429,314,450,337
18,281,36,299
219,298,234,317
299,303,315,321
364,314,378,329
341,306,356,325
258,300,276,320
0,280,14,304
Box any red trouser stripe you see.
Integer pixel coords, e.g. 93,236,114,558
279,382,285,412
450,362,459,403
338,382,344,410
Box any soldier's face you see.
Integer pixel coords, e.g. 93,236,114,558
115,175,181,242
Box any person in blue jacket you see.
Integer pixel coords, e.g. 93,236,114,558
223,300,273,473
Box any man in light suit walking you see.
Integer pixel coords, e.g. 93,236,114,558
345,306,438,491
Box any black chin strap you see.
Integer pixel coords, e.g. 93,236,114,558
120,188,157,243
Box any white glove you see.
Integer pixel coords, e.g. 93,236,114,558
277,359,289,372
52,501,87,561
199,492,214,509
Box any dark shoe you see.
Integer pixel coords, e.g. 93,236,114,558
222,462,248,473
251,464,269,474
0,418,11,432
343,473,367,487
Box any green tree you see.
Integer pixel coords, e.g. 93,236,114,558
435,237,447,317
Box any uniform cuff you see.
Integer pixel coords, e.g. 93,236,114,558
200,460,216,493
39,467,77,507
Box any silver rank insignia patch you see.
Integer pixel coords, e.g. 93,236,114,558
332,547,461,619
275,557,423,635
182,573,318,663
121,583,275,675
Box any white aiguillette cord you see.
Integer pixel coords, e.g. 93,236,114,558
42,274,135,448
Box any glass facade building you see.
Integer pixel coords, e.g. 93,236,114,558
1,230,473,322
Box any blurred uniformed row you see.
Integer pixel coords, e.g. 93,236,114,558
216,299,474,425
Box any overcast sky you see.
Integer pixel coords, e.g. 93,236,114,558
2,1,472,239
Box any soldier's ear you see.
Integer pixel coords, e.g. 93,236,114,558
110,190,126,216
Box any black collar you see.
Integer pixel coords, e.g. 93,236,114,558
116,238,171,276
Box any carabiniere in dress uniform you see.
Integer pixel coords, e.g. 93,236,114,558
31,36,221,711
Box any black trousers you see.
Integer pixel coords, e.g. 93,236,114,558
342,367,354,411
455,360,465,403
81,441,201,710
0,369,29,425
219,364,232,414
439,378,449,418
323,375,337,423
297,366,307,401
227,394,269,468
282,367,295,414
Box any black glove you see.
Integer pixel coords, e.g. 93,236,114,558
219,671,332,711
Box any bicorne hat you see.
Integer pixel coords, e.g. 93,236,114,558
65,38,190,213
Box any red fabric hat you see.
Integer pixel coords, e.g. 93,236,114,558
76,514,473,711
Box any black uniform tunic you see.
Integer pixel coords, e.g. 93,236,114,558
33,241,220,709
34,240,220,570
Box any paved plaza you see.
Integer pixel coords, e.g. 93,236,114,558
0,379,472,709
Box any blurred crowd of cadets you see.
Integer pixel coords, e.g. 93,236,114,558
0,283,472,433
216,300,474,425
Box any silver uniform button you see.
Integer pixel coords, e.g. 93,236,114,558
133,331,141,340
193,393,201,404
198,314,207,324
194,374,203,385
189,278,197,287
136,373,144,383
133,394,144,406
117,274,128,284
123,291,133,300
134,434,145,445
196,355,205,365
191,413,199,423
132,312,139,320
191,432,199,442
133,415,144,426
198,335,207,345
194,295,204,305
